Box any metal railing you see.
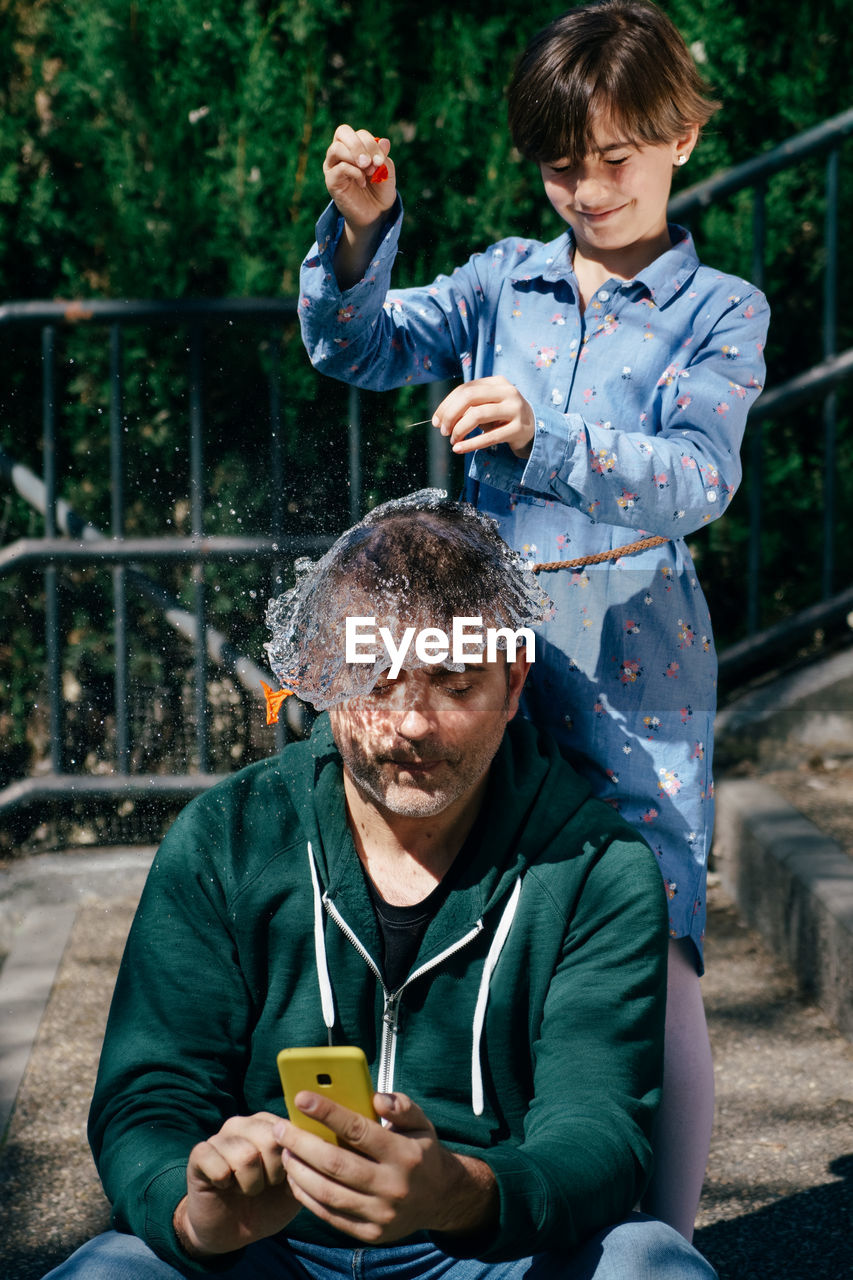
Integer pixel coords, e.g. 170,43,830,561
1,300,309,817
2,110,852,819
0,300,453,820
670,106,853,660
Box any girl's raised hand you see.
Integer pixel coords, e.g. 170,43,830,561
323,124,396,231
432,377,536,459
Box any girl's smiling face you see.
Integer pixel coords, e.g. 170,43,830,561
539,117,699,278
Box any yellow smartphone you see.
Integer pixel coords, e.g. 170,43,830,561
277,1046,377,1145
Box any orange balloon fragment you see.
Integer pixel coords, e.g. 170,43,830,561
261,679,294,725
370,137,389,184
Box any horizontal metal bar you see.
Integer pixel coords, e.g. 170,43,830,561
0,772,230,816
718,583,853,686
0,534,333,574
0,443,313,738
750,346,853,421
0,297,298,327
669,105,853,218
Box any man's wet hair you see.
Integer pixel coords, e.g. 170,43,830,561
265,489,550,710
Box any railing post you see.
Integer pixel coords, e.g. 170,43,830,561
348,385,362,523
822,147,839,599
427,381,453,492
42,324,65,773
747,182,767,636
269,331,284,547
189,324,210,773
110,324,130,773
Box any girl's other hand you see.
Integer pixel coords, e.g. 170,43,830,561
323,124,396,231
432,377,536,459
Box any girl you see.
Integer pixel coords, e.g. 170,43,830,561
298,0,769,1240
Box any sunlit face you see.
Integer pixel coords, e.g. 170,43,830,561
328,658,529,820
539,117,698,272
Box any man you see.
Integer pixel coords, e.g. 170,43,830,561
46,492,716,1278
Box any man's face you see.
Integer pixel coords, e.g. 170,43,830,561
328,656,529,820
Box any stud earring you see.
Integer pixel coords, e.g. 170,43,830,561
677,155,687,166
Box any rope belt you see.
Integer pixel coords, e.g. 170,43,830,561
532,534,670,572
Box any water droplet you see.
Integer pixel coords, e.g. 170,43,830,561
264,488,550,710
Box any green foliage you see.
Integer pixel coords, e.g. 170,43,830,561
0,0,851,821
0,0,847,299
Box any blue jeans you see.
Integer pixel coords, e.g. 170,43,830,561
42,1217,717,1280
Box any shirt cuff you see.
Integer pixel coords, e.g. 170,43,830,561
311,197,403,302
519,408,581,496
467,408,582,499
142,1163,244,1274
428,1143,550,1262
466,442,526,493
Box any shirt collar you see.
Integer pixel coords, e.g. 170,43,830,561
509,223,699,308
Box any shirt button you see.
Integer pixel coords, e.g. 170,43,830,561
597,289,610,301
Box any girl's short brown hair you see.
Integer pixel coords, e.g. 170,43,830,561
507,0,719,164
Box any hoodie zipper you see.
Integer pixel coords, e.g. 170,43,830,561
323,895,484,1094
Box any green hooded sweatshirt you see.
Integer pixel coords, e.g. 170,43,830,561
89,715,667,1272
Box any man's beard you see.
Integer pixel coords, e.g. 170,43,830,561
341,740,466,817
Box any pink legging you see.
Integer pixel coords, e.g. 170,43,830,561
641,938,715,1242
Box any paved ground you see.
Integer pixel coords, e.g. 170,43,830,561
693,881,853,1278
1,846,852,1280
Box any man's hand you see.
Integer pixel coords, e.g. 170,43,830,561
432,378,536,459
173,1112,299,1259
323,124,396,289
275,1090,498,1245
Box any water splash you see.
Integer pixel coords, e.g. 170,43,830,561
264,489,551,709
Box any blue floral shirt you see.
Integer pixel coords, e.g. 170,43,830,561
299,199,770,957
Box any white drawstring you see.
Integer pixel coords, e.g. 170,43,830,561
308,839,521,1113
307,842,336,1041
471,876,523,1116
